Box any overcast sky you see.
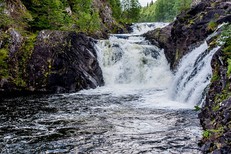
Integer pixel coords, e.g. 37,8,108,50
139,0,155,7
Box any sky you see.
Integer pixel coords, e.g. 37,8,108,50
139,0,155,7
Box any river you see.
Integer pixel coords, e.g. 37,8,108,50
0,23,218,154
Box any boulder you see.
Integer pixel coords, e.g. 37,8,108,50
28,31,104,93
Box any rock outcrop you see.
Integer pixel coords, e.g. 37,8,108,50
144,0,231,153
199,48,231,153
144,0,231,69
0,30,104,95
92,0,126,38
28,31,104,93
0,0,107,96
1,0,124,96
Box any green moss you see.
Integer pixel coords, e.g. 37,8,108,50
0,6,13,29
220,24,231,53
194,105,201,111
207,21,218,31
212,103,220,112
227,59,231,76
14,78,26,87
203,127,224,141
211,73,220,82
0,48,9,78
215,90,231,104
12,33,37,88
203,130,211,138
211,2,216,8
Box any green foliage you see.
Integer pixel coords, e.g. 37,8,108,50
139,0,192,22
202,130,211,138
207,20,218,31
203,127,224,139
218,24,231,76
21,0,101,33
0,4,13,29
0,48,9,78
107,0,122,20
211,72,220,82
10,33,37,87
194,105,201,111
220,24,231,53
121,0,141,23
22,0,69,30
227,58,231,76
174,0,192,13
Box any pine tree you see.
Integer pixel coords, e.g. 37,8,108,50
121,0,141,22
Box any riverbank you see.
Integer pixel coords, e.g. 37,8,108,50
144,0,231,152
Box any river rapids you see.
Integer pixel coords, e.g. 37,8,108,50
1,22,219,154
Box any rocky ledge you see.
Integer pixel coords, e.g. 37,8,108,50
28,31,104,93
0,30,104,96
144,0,231,69
144,0,231,153
199,47,231,153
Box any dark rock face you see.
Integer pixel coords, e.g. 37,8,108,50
144,0,231,152
28,31,104,93
0,30,104,95
199,49,231,153
144,0,231,69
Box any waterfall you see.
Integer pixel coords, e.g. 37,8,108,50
95,23,172,90
130,22,169,34
169,43,220,105
94,22,219,108
169,24,224,105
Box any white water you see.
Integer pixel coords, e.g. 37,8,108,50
1,23,207,153
169,43,220,105
131,22,169,34
91,22,217,109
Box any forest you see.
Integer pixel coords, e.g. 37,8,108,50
139,0,192,22
0,0,141,34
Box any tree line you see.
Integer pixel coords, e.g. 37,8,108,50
139,0,192,22
19,0,142,32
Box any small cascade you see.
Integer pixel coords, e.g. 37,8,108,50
131,22,168,34
169,42,220,105
95,23,172,89
94,22,220,108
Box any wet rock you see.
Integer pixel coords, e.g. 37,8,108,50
9,29,23,57
199,49,231,153
144,0,231,69
144,0,231,152
28,31,104,93
91,0,127,38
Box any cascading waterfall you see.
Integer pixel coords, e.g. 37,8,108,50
169,42,220,105
169,24,223,105
95,22,219,108
130,22,169,34
95,23,172,90
1,23,209,153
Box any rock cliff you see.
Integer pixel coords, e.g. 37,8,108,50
144,0,231,69
144,0,231,153
28,31,104,93
0,0,117,96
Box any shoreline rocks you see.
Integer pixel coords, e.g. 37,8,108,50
0,30,104,95
144,0,231,153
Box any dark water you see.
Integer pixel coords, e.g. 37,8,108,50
0,89,201,154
